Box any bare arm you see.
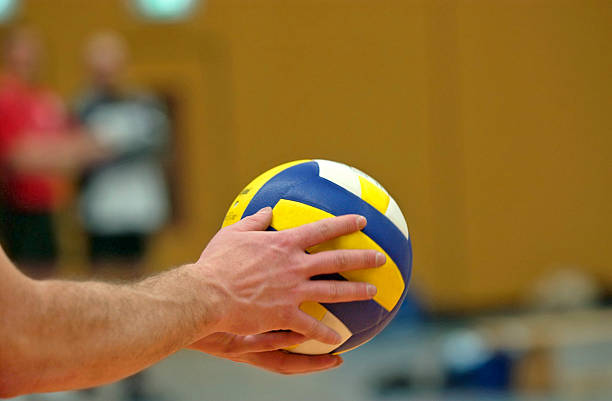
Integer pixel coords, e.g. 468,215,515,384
0,208,383,396
0,252,216,396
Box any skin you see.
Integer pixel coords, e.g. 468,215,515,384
83,31,127,91
0,208,385,397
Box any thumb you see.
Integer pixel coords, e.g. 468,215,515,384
233,207,273,232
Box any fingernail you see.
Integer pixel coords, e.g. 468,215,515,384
332,333,343,345
357,216,367,229
259,206,272,213
367,284,378,296
375,252,386,266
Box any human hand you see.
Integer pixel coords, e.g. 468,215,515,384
194,207,385,345
58,132,113,169
188,331,343,375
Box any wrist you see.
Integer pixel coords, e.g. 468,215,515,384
182,262,228,334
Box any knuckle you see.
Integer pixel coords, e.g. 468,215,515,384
338,216,355,234
345,283,362,299
340,284,354,299
365,251,377,266
317,220,332,238
357,282,370,297
335,252,348,268
287,285,302,302
221,335,239,354
275,231,295,248
293,254,310,273
277,357,293,375
327,283,339,299
240,214,259,227
307,317,322,336
349,217,359,232
217,226,232,236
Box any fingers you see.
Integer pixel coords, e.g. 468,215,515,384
229,332,307,354
287,215,366,249
189,331,306,355
241,351,343,375
232,207,273,231
299,281,377,303
289,311,343,345
305,249,386,276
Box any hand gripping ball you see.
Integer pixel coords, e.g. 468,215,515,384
223,160,412,355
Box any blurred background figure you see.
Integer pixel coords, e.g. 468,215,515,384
73,31,171,401
0,27,106,278
74,31,170,281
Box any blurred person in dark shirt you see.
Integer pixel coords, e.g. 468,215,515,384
74,31,170,281
0,27,108,277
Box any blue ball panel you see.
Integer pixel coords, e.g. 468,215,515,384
312,273,389,334
332,287,407,353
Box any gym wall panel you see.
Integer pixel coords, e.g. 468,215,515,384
1,0,609,311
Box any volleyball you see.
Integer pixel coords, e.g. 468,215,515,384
222,160,412,355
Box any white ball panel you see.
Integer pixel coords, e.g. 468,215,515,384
315,159,362,198
385,196,409,239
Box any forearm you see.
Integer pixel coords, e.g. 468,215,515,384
1,265,218,396
8,134,110,173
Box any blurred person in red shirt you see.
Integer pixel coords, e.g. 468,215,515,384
0,27,107,277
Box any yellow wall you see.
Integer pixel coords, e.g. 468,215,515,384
3,0,610,311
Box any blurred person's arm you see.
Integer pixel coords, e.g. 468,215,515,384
6,130,111,174
0,209,381,396
0,85,111,174
76,95,170,165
